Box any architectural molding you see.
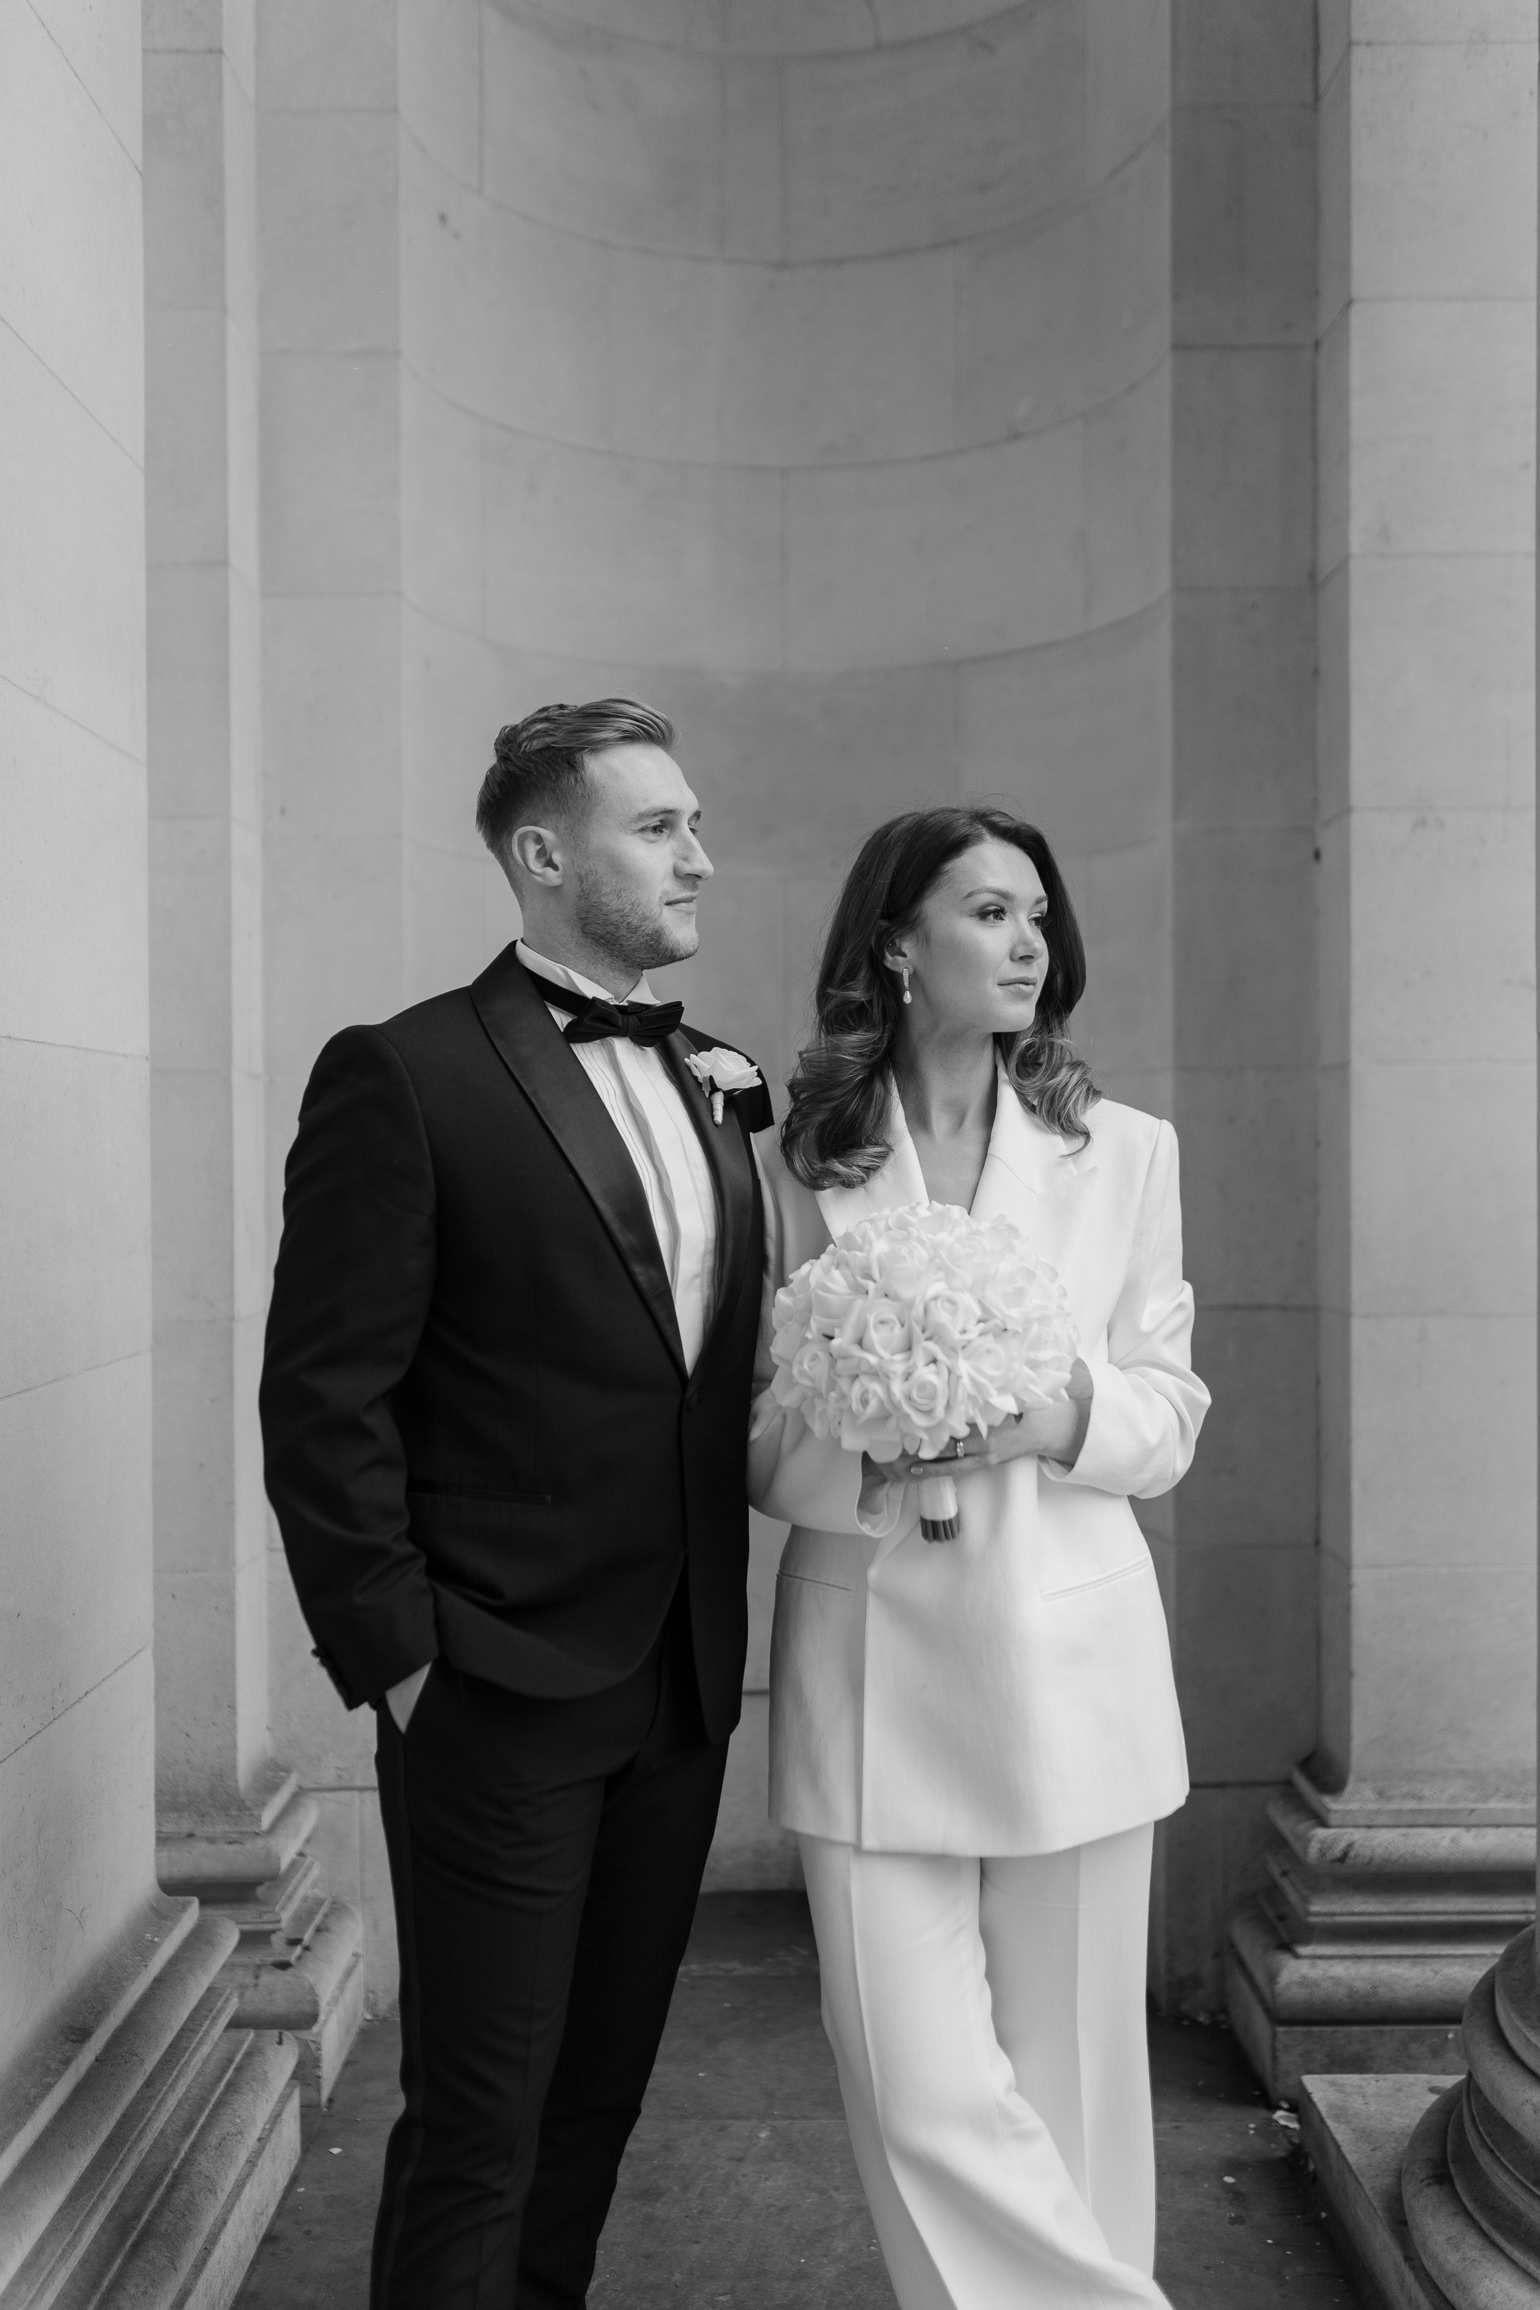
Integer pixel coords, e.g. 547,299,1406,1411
0,1894,299,2309
1226,1772,1535,2101
157,1781,364,2118
1401,1933,1540,2303
1301,1933,1540,2309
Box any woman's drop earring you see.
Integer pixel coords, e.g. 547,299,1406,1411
900,967,912,1005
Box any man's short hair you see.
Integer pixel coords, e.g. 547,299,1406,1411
475,697,676,867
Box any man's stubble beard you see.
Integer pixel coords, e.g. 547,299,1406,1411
571,861,701,977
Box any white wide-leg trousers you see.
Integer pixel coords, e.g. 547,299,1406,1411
799,1825,1169,2310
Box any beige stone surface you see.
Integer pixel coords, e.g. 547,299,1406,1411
1338,38,1535,303
1345,1563,1535,1790
1331,1314,1536,1572
1178,1308,1316,1553
261,351,403,595
0,1653,158,2065
259,111,400,353
1084,0,1168,179
1173,101,1316,349
0,2,144,456
255,0,399,111
0,1040,152,1398
400,0,480,176
1172,0,1313,106
0,682,149,1056
0,325,147,759
958,140,1170,446
1328,554,1535,818
483,431,784,668
0,1359,154,1761
1149,1781,1280,2013
0,10,160,2215
787,429,1087,671
783,4,1085,260
1174,1542,1318,1783
1173,347,1314,587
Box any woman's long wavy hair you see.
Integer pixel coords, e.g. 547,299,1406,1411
781,806,1098,1190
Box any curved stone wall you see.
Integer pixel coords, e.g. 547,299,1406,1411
396,0,1173,1094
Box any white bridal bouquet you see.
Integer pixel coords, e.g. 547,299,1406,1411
768,1203,1079,1540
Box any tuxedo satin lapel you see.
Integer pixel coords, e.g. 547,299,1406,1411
659,1030,757,1363
470,945,687,1375
972,1074,1097,1268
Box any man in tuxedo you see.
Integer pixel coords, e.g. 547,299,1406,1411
260,698,771,2308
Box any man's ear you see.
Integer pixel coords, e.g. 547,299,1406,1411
510,823,565,887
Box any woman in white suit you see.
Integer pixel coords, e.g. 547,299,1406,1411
749,805,1208,2310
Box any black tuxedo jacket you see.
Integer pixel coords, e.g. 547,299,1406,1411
259,944,770,1743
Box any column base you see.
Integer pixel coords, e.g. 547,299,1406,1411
157,1774,364,2118
1299,2074,1455,2310
1300,1930,1540,2309
1224,1772,1534,2101
0,1891,300,2309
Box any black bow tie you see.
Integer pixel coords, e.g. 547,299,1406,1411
525,968,684,1049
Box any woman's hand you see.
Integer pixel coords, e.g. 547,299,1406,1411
880,1359,1094,1485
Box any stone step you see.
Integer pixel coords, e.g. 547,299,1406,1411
0,1908,300,2310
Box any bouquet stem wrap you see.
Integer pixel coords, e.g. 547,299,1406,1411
767,1202,1079,1545
917,1473,960,1543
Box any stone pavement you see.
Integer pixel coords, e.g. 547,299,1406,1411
236,1894,1356,2308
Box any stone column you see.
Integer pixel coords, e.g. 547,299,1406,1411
145,0,361,2111
1302,23,1540,2298
1154,0,1320,2012
255,0,419,2018
1226,3,1537,2100
1384,12,1540,2296
0,3,297,2294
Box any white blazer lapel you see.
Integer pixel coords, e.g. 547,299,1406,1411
812,1077,928,1243
972,1071,1098,1270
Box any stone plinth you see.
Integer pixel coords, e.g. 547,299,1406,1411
157,1780,363,2119
1399,1933,1540,2303
1302,1940,1540,2309
1300,2073,1454,2310
1226,1774,1535,2100
0,1895,299,2309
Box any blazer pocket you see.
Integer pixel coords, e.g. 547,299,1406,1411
776,1569,855,1595
1038,1550,1153,1601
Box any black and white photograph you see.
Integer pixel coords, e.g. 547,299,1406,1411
0,5,1536,2308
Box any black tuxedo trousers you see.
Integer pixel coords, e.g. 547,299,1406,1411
260,947,768,2308
372,1580,726,2309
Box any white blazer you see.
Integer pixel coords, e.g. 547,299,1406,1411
748,1079,1208,1858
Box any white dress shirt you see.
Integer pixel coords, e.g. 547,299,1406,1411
517,942,718,1371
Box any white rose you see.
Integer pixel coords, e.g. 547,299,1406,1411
867,1231,935,1302
891,1349,955,1451
861,1297,912,1361
688,1045,762,1093
842,1371,903,1457
917,1287,982,1348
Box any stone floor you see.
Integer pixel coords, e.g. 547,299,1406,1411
236,1893,1356,2308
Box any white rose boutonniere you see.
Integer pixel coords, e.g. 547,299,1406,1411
685,1045,763,1125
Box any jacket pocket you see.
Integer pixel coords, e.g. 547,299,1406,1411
1038,1550,1153,1601
776,1569,855,1596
